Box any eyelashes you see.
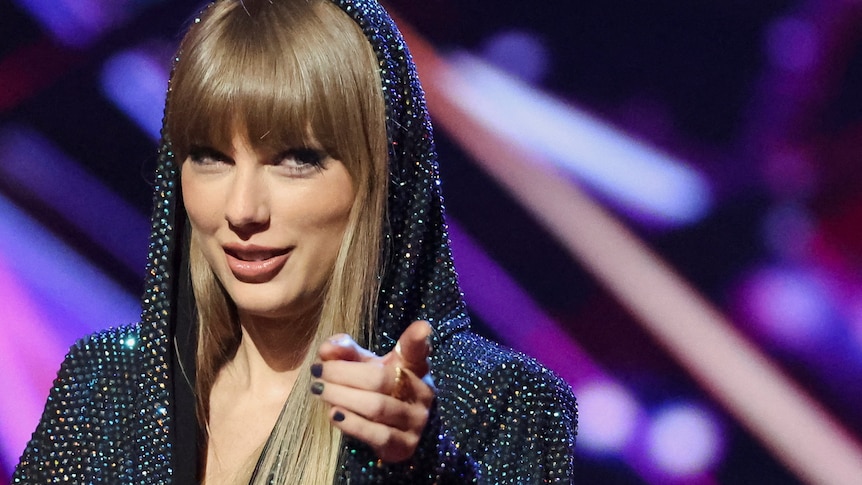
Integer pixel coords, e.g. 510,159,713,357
187,145,229,165
277,147,326,168
186,145,330,175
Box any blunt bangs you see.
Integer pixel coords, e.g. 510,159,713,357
166,0,382,175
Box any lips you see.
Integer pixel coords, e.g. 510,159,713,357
223,244,291,283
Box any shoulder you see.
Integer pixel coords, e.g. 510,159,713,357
69,323,141,355
434,329,576,406
47,322,143,407
54,323,142,380
52,323,143,406
432,330,577,482
14,323,145,482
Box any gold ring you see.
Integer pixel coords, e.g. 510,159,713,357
391,365,411,402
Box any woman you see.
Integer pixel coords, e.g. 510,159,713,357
14,0,577,483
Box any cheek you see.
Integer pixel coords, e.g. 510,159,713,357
316,187,354,237
289,167,355,232
292,183,355,260
290,197,352,250
181,170,220,233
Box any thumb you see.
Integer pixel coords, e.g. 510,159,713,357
318,333,377,362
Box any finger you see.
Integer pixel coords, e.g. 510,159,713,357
311,360,434,406
312,380,428,431
327,407,423,463
318,333,377,363
385,320,432,376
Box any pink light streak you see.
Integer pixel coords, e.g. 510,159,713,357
0,254,68,474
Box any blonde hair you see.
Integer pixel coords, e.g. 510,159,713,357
166,0,388,483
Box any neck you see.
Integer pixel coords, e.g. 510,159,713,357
205,313,319,485
225,310,318,395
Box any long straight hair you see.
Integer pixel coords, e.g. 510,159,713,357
165,0,388,482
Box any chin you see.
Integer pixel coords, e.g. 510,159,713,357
229,286,321,323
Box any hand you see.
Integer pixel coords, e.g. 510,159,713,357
312,320,435,463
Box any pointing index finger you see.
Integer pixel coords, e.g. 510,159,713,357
386,320,432,377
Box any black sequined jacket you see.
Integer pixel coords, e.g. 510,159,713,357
13,0,577,483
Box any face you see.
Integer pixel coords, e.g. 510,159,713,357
181,133,355,323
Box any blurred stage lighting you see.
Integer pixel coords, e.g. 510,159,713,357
0,126,148,272
765,16,819,73
576,380,641,455
480,30,550,84
12,0,165,48
101,48,170,141
737,265,833,349
0,193,139,473
443,53,713,227
646,403,724,478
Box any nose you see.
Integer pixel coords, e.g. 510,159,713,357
225,166,270,235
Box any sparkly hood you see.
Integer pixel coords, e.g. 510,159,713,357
137,0,470,479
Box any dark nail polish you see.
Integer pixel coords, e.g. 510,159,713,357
333,411,345,422
310,363,323,378
310,381,324,395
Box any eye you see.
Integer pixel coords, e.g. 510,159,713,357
187,145,231,166
273,147,327,174
278,147,325,166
